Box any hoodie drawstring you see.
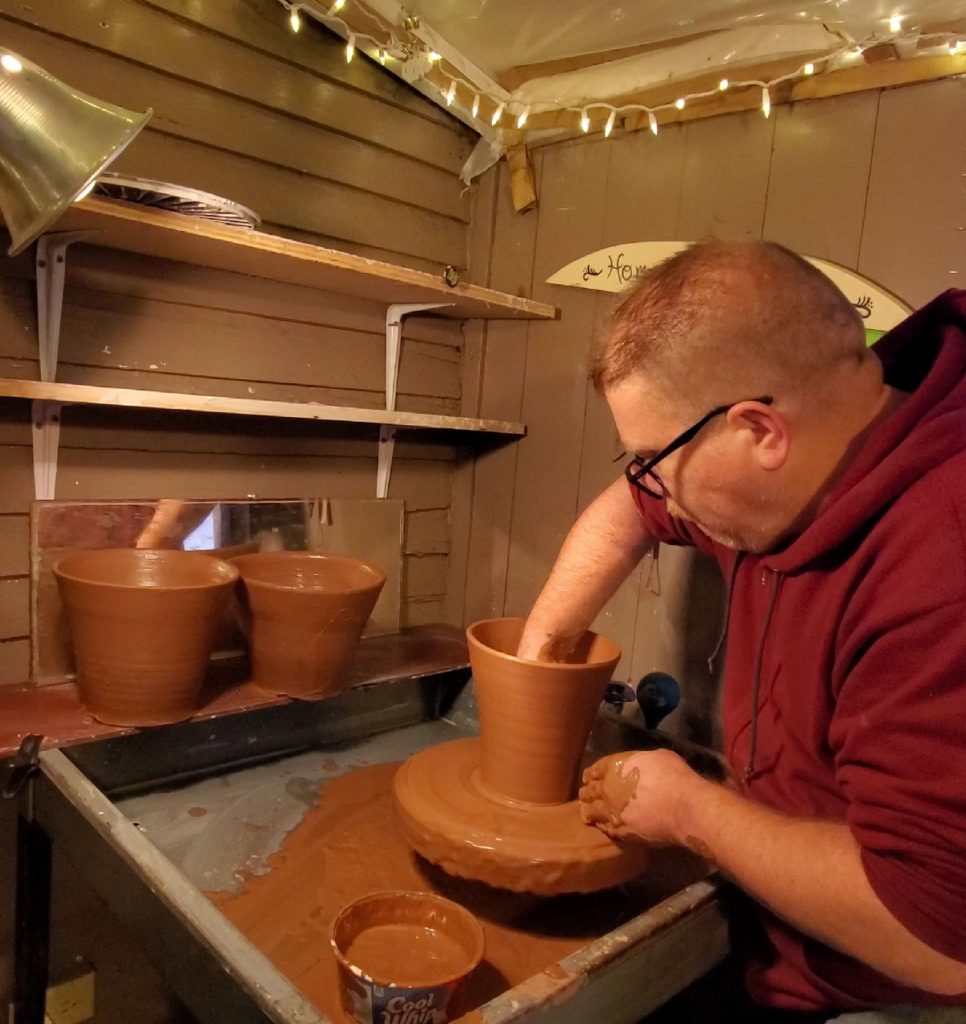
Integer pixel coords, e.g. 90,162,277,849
745,570,783,780
707,553,743,680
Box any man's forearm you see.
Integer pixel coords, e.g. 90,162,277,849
679,779,966,995
518,478,653,660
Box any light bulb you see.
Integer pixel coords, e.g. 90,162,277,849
345,35,355,62
471,93,480,118
803,62,815,74
0,54,22,73
378,48,389,65
888,13,902,32
516,106,529,128
580,109,590,133
648,110,658,135
675,97,686,110
331,0,345,9
491,102,505,126
604,110,616,137
761,86,771,118
719,78,729,91
427,51,443,63
288,7,301,32
445,80,457,106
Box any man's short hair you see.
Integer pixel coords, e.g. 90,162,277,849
589,240,867,410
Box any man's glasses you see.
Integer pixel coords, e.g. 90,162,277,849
625,396,774,499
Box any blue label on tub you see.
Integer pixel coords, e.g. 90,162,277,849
369,984,452,1024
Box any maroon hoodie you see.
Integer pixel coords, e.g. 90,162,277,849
630,290,966,1011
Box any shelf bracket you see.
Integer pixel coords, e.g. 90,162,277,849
31,231,91,501
376,302,452,498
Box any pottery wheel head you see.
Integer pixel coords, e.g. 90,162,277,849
392,737,649,895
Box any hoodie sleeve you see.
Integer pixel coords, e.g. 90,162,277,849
831,593,966,962
627,482,720,560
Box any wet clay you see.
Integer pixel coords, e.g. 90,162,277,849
209,762,692,1023
231,552,385,699
54,549,238,726
468,618,620,805
394,738,648,894
392,618,645,895
345,925,470,986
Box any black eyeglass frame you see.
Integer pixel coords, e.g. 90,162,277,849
625,395,774,499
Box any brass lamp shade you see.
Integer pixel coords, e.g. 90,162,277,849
0,49,152,256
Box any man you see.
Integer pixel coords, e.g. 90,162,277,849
516,241,966,1022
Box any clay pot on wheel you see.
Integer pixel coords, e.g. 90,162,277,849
468,617,620,805
54,548,239,726
231,552,385,698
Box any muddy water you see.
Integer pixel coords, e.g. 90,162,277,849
208,762,698,1022
345,924,469,986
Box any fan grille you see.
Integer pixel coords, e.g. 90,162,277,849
93,173,260,229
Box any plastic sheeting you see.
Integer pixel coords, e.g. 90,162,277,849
410,0,966,76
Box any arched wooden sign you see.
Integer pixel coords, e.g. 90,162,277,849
546,242,913,345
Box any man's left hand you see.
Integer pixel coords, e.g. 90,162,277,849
578,748,710,846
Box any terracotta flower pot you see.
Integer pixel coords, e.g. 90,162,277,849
467,617,620,805
54,548,239,726
231,552,385,698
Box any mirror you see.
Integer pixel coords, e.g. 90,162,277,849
31,498,404,686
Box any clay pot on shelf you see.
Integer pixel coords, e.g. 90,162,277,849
54,548,239,727
230,551,385,698
467,617,621,806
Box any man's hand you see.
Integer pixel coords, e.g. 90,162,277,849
579,748,713,850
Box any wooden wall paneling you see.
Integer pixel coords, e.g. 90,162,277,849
502,140,614,619
445,163,497,626
142,0,459,126
406,509,451,555
0,579,28,640
461,160,541,623
1,2,469,171
579,125,689,679
0,516,29,577
858,77,966,308
762,93,878,267
108,132,466,266
597,125,688,245
676,109,774,241
0,640,28,685
0,18,467,222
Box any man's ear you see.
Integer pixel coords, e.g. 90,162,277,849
727,400,789,471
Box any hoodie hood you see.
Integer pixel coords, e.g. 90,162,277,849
763,289,966,574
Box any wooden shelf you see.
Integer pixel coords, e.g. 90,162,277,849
54,197,557,321
0,377,526,435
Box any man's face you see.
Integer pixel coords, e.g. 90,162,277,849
606,376,785,553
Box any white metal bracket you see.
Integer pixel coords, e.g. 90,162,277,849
31,231,91,500
376,302,452,498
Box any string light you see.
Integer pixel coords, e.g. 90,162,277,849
272,4,961,143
